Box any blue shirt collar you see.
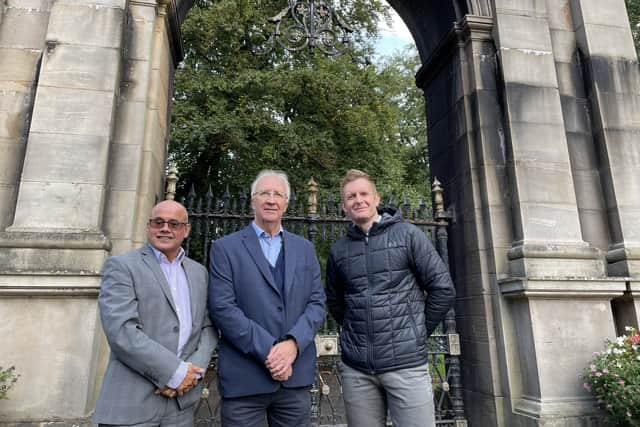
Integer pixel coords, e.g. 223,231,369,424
251,221,284,239
148,243,185,263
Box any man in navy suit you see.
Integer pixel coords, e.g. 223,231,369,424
208,169,326,427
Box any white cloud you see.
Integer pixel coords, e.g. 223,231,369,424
375,8,414,57
380,9,412,41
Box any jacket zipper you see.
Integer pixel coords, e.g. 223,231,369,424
364,234,375,374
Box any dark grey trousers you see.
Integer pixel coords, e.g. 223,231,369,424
220,386,312,427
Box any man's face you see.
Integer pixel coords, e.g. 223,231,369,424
251,175,288,230
147,200,191,260
342,178,380,226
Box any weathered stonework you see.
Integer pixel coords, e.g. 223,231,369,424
0,0,182,424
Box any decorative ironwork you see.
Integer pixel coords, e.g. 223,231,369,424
185,178,465,425
252,0,354,56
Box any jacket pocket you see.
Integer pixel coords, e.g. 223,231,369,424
406,297,421,346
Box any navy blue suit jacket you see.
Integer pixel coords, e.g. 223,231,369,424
208,225,326,398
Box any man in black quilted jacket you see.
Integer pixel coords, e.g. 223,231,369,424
326,169,456,427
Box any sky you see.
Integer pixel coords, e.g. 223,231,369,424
375,9,415,58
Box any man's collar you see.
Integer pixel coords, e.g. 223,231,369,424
148,243,185,263
251,221,284,238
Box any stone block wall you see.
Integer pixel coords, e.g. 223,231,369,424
0,0,182,423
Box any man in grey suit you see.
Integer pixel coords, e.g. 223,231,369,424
93,200,218,426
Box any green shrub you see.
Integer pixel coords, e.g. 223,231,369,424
0,366,19,400
582,327,640,426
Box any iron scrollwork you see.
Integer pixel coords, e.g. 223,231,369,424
252,0,354,56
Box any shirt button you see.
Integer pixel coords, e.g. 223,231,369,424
277,307,283,312
173,326,179,332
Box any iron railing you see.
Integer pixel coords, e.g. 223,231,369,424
181,178,466,426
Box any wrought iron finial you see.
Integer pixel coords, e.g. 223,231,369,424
165,164,179,200
432,177,445,218
252,0,354,57
307,177,319,215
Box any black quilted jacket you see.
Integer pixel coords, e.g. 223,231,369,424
326,207,455,374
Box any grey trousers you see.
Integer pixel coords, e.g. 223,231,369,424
98,397,195,427
341,362,436,427
220,386,311,427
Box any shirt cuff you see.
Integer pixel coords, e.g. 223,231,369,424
167,361,188,389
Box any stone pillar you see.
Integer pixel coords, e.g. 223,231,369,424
417,14,515,425
0,0,125,421
103,0,178,256
0,1,51,230
0,0,181,423
492,0,603,278
571,1,640,282
490,1,628,424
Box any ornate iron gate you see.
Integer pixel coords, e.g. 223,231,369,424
181,178,466,426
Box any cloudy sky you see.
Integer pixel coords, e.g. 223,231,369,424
375,9,414,57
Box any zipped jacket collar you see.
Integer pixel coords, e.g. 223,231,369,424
346,206,402,240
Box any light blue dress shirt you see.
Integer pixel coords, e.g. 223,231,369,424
251,221,283,267
150,244,193,388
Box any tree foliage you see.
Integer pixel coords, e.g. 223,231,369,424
170,0,429,202
627,0,640,57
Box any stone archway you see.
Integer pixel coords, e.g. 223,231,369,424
0,1,639,425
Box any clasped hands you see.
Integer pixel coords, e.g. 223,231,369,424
265,339,298,382
155,363,205,398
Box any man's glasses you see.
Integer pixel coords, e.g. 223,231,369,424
148,218,188,230
253,190,287,201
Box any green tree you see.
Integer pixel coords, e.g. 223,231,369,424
627,0,640,57
170,0,430,202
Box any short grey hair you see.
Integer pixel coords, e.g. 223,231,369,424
250,169,291,201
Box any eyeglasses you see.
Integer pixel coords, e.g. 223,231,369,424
148,218,188,230
253,190,287,201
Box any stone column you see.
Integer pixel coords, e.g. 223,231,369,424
0,0,184,422
492,0,604,278
0,1,126,421
103,0,178,256
418,14,516,425
570,0,640,280
0,1,51,230
490,1,627,424
570,0,640,331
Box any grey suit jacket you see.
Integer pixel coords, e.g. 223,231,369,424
93,244,218,424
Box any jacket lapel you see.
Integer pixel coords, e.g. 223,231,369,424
182,257,199,329
140,244,178,316
283,231,297,299
241,226,279,295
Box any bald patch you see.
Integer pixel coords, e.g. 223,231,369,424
151,200,188,222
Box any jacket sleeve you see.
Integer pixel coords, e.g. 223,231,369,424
325,250,346,326
286,241,326,353
98,256,182,388
409,227,456,336
208,240,276,363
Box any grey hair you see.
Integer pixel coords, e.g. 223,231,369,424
250,169,291,201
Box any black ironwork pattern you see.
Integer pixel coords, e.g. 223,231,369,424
251,0,354,56
185,180,466,426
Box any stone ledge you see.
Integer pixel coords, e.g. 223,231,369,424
513,395,604,421
508,240,601,260
499,277,628,298
0,231,111,250
0,419,95,427
0,247,108,275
